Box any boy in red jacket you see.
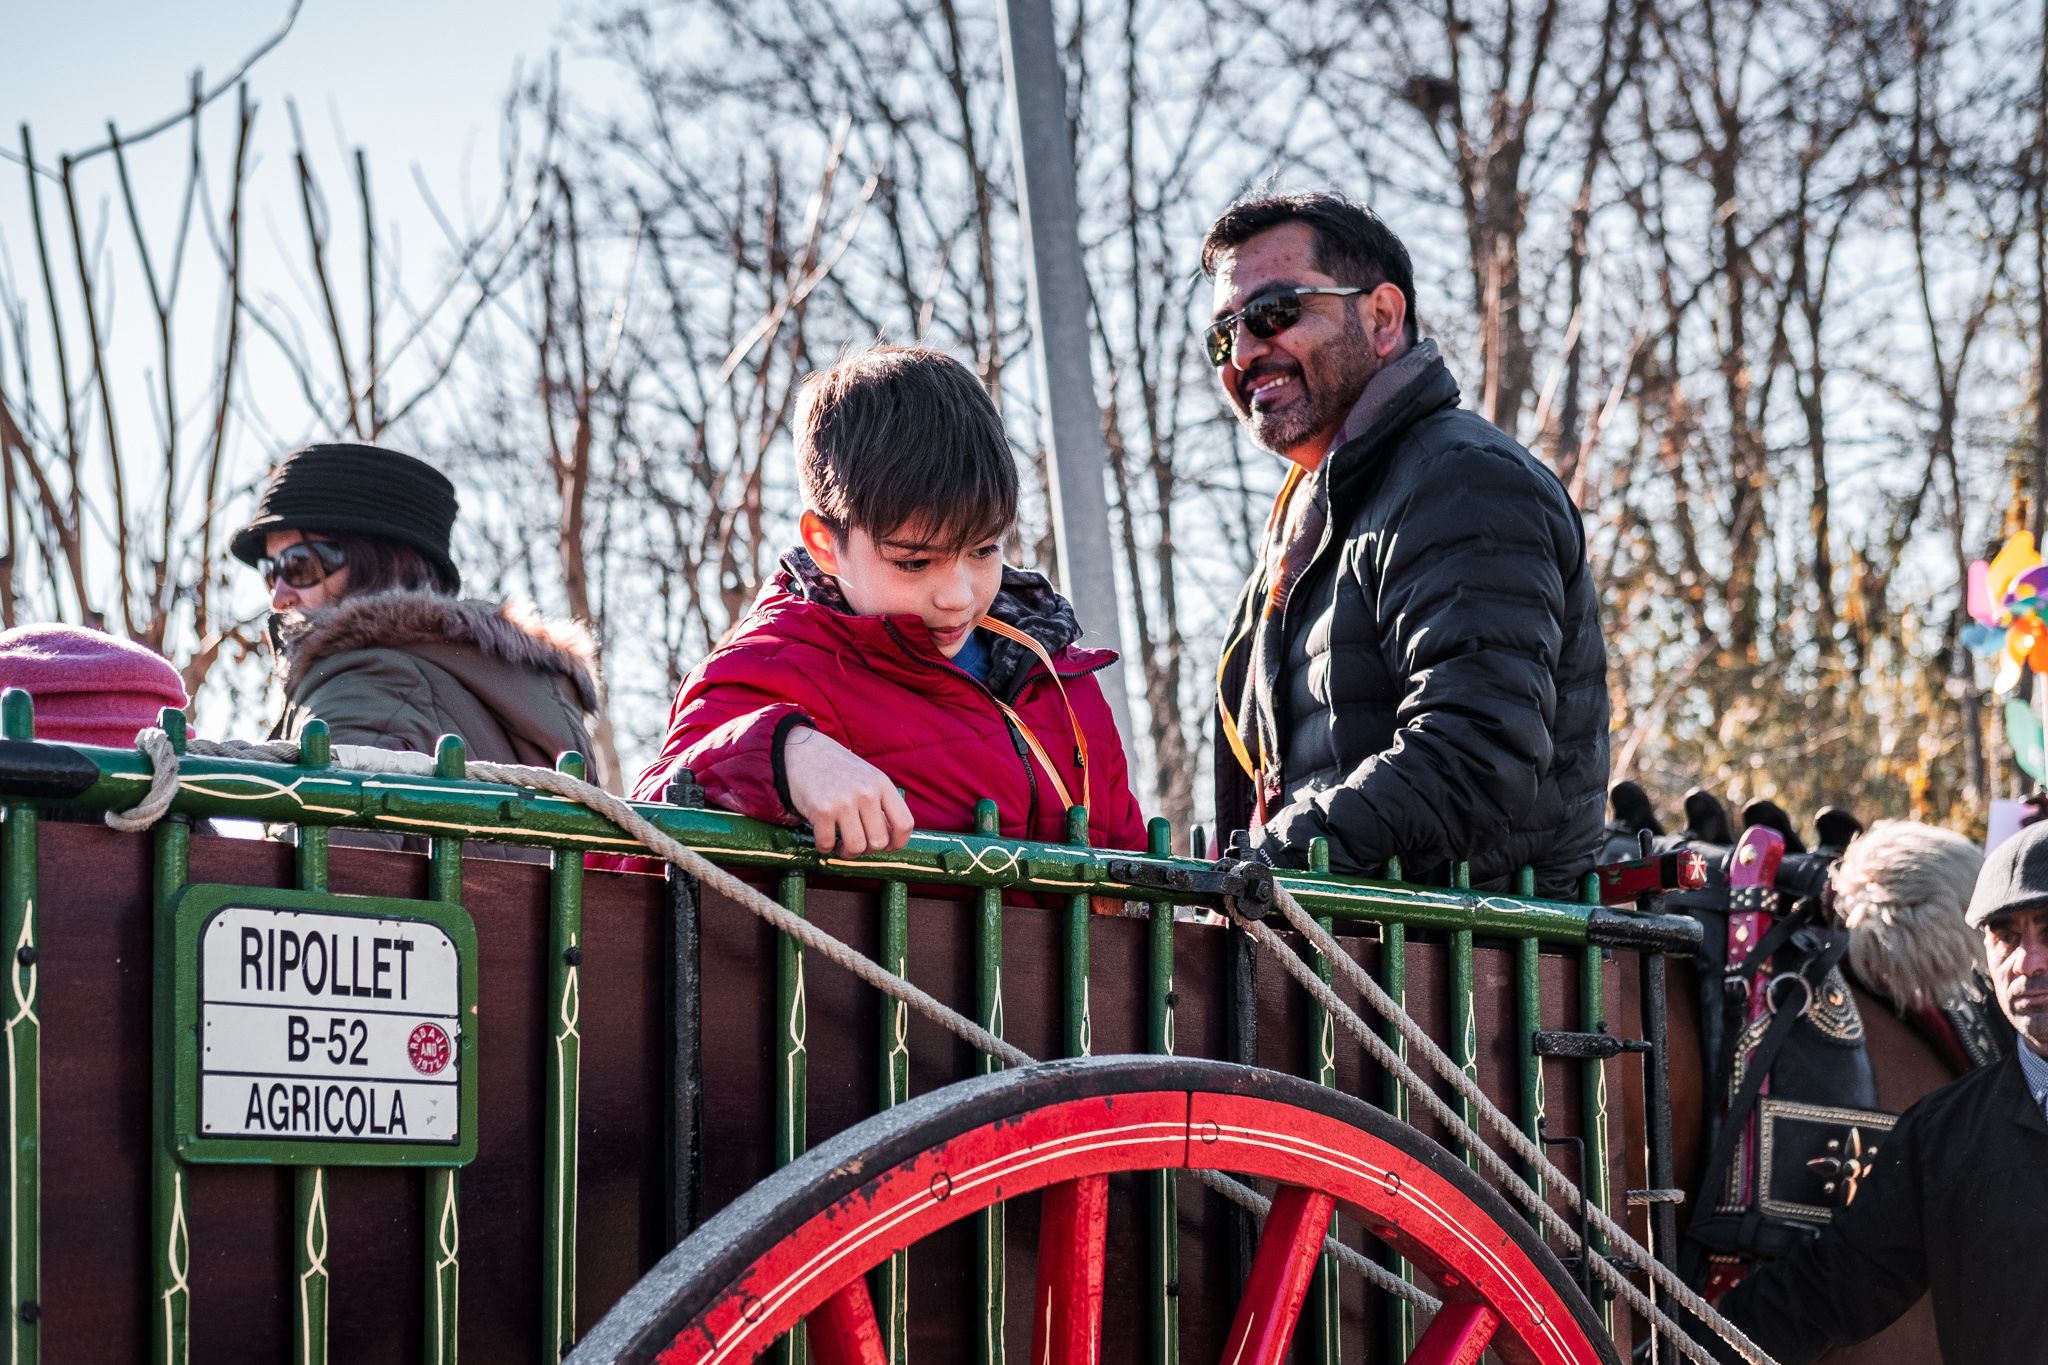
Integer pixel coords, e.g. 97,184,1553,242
635,346,1147,855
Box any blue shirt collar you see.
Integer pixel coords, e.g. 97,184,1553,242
2016,1035,2048,1117
949,628,992,681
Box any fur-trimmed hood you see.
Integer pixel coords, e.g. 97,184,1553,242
1831,818,1986,1012
271,591,602,712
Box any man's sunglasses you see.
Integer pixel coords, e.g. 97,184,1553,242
258,540,348,589
1205,286,1366,368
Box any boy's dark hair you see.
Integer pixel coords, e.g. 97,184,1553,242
794,346,1017,550
1200,192,1421,345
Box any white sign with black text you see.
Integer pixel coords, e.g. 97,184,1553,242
199,905,463,1143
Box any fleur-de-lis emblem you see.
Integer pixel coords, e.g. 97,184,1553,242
1808,1127,1879,1207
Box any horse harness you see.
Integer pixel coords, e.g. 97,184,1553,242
1669,827,1891,1295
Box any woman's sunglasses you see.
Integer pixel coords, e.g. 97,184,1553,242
1205,285,1366,368
258,540,348,590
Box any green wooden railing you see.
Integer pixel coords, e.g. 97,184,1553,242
0,693,1696,1363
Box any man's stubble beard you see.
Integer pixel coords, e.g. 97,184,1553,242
2011,982,2048,1055
1245,307,1382,458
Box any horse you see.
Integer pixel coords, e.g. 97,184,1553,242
1658,818,1992,1364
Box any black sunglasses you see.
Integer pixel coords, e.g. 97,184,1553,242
1205,285,1367,368
258,540,348,589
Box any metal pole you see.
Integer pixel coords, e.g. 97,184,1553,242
996,0,1134,744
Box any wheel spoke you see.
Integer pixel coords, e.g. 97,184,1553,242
1031,1175,1110,1365
805,1278,888,1365
1217,1185,1337,1365
1404,1300,1499,1365
617,1065,1610,1365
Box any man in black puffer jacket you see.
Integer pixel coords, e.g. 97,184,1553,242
1204,192,1607,896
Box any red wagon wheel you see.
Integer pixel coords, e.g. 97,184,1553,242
573,1057,1617,1365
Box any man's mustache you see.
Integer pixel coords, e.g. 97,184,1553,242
1237,361,1301,392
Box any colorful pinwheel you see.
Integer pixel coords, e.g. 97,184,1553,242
1964,532,2048,780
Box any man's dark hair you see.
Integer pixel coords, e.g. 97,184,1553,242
794,345,1018,550
326,534,456,597
1200,192,1420,345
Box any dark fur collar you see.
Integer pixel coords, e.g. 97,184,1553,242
270,590,601,710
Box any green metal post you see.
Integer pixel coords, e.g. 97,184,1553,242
972,802,1006,1365
294,723,332,1365
1579,872,1613,1335
1379,855,1413,1357
0,692,38,1365
1513,868,1546,1209
542,751,587,1363
1301,838,1339,1365
1449,861,1479,1170
149,707,191,1365
1145,818,1178,1365
425,737,466,1365
873,879,909,1365
767,859,809,1365
1062,806,1091,1059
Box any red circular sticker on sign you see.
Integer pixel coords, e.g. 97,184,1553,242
408,1023,451,1076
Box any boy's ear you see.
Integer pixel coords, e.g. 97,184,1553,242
799,511,841,574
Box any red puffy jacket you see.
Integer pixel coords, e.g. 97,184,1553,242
633,553,1148,852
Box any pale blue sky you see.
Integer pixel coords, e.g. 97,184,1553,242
3,1,567,167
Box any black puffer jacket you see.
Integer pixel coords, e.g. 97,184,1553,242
1214,345,1608,896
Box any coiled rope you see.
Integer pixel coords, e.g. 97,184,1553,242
111,730,1767,1363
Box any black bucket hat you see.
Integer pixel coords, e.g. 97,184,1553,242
230,443,461,592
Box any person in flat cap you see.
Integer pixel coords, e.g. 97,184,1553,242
231,444,615,823
1709,821,2048,1364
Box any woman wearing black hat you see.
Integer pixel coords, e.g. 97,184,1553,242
233,444,613,801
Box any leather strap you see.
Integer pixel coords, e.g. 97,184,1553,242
1683,933,1851,1284
1215,464,1307,788
977,616,1090,817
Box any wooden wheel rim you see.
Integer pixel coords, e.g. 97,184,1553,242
573,1057,1616,1365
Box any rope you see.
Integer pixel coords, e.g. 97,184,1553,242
103,733,298,831
107,732,1777,1351
1241,889,1773,1365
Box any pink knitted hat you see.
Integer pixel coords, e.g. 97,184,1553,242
0,624,189,747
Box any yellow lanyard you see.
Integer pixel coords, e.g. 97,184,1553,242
976,615,1092,816
1215,465,1306,784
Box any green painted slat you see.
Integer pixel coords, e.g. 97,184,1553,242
543,751,587,1364
1514,868,1546,1211
424,737,466,1365
148,707,191,1365
1580,873,1613,1336
1449,862,1479,1174
1302,838,1339,1365
1145,818,1178,1365
767,864,808,1365
1378,855,1413,1358
293,722,332,1365
873,879,910,1365
1062,807,1090,1059
0,692,39,1365
972,802,1005,1365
